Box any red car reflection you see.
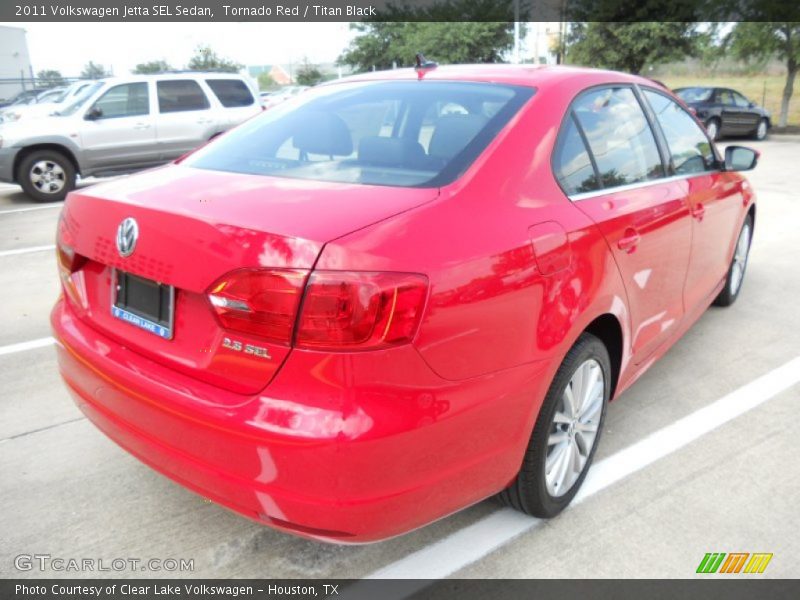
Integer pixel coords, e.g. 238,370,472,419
51,65,758,542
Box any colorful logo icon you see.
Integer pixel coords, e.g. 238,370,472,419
697,552,773,574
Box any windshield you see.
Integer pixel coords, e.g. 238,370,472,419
675,87,713,103
56,81,104,116
185,80,533,188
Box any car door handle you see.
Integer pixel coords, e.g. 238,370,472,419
691,203,706,221
133,123,151,130
617,228,641,254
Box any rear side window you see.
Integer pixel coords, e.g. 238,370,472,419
205,79,255,107
553,115,598,195
184,81,533,188
573,87,664,188
157,80,210,113
642,89,716,175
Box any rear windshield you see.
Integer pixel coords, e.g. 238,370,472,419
184,80,533,187
675,87,713,103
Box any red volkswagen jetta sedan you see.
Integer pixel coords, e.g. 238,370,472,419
52,65,758,542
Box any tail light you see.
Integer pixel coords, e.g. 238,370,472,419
56,217,87,307
296,272,427,350
208,269,308,344
207,269,428,350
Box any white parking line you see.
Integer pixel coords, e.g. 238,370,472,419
0,245,55,257
367,356,800,581
0,337,55,356
0,204,62,215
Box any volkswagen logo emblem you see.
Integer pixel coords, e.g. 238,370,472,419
116,217,139,258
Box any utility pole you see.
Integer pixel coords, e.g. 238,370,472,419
513,0,520,64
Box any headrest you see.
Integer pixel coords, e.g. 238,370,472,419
293,112,353,156
428,114,488,160
358,136,426,167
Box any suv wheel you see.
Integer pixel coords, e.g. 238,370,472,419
18,150,76,202
498,332,610,517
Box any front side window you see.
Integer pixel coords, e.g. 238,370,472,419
205,79,255,108
157,80,210,113
184,81,533,188
731,91,750,108
572,87,664,188
91,82,149,119
643,89,716,175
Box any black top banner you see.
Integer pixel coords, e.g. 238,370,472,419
2,0,800,22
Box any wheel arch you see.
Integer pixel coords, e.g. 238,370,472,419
13,143,80,183
582,313,624,400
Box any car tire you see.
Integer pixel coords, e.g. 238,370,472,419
705,118,721,141
754,118,768,141
497,332,610,518
713,214,753,307
17,149,76,203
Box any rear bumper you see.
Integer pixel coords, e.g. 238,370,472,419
52,296,550,542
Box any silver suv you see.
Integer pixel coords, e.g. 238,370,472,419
0,72,261,201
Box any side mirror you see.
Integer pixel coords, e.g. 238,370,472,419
725,146,759,172
748,101,756,108
85,106,103,120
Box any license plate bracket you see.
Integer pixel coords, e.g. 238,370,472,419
111,270,174,339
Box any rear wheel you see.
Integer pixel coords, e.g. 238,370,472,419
17,149,76,202
705,118,720,141
498,332,610,517
714,215,753,307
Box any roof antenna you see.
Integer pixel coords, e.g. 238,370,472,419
415,53,438,70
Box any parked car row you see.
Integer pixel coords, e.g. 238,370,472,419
0,72,261,201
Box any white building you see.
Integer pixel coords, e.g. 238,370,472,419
0,26,34,102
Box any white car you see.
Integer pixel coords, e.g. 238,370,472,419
0,81,95,123
0,72,261,201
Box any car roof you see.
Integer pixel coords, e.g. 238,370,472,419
324,64,653,90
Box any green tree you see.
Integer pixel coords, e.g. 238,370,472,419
295,59,325,86
338,22,516,72
566,23,701,75
81,61,110,79
187,45,242,73
37,69,65,88
133,59,172,74
729,23,800,127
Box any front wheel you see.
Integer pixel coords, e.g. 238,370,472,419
498,332,610,518
754,118,768,141
714,215,753,307
17,149,76,202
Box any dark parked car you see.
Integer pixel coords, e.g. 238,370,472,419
675,87,770,141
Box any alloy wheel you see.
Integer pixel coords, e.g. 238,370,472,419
29,160,66,195
545,358,604,497
730,222,751,295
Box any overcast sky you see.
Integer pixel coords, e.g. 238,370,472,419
17,22,358,76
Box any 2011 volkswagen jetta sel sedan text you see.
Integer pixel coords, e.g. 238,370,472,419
51,65,758,542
